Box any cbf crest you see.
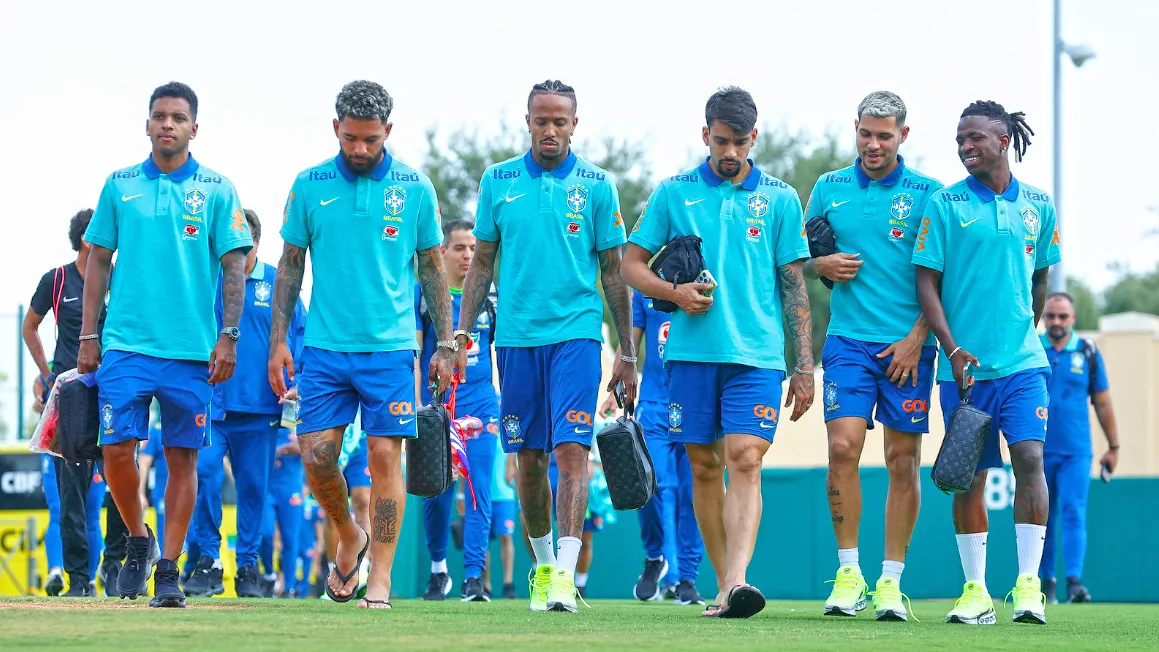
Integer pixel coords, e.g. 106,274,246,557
668,404,684,431
184,189,207,215
501,415,522,444
747,192,770,218
384,186,407,216
824,381,840,412
254,281,272,303
1021,205,1040,235
891,193,914,220
566,185,589,213
101,404,114,431
1071,351,1086,372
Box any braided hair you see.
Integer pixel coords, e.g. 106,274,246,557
960,101,1035,162
527,79,577,112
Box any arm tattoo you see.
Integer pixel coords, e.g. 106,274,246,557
457,240,498,334
416,246,453,340
372,498,399,543
598,247,635,356
1032,268,1049,327
271,243,306,350
298,433,349,526
219,250,246,329
777,260,814,368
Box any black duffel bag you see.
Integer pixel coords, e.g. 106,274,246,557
931,363,992,494
406,380,457,498
56,373,102,462
648,235,706,313
596,381,658,511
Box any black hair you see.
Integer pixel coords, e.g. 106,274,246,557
68,209,93,252
442,219,474,244
336,80,393,122
150,81,198,120
706,86,758,135
527,79,577,113
960,100,1034,162
1047,291,1075,305
243,209,260,241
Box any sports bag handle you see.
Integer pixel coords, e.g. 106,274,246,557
433,371,461,419
613,379,634,418
958,361,976,403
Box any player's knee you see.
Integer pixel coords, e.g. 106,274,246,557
827,433,862,466
553,443,588,474
516,450,549,477
686,446,723,482
884,442,919,481
1009,441,1045,476
725,443,763,477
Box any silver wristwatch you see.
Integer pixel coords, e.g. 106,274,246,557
453,329,471,341
437,339,459,352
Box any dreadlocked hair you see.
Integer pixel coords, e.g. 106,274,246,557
527,79,577,112
960,100,1035,162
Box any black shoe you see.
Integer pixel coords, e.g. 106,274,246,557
45,571,64,597
261,574,277,598
1067,577,1092,603
235,565,265,598
661,583,677,600
633,556,668,601
422,572,452,600
675,579,706,606
183,555,224,597
63,573,93,597
118,526,160,600
1043,578,1058,604
461,576,490,602
149,559,186,608
502,582,516,600
99,560,122,598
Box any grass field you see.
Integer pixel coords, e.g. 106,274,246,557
2,597,1157,651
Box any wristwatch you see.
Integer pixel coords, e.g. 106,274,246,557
437,339,459,352
220,327,240,342
453,329,471,341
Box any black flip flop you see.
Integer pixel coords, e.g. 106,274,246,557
359,598,392,609
325,528,369,603
700,603,723,617
718,585,766,619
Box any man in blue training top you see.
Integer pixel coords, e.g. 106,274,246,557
183,209,306,598
78,81,254,609
913,100,1060,626
1039,292,1119,604
622,87,815,619
269,80,456,609
453,79,638,614
806,91,944,621
416,219,501,603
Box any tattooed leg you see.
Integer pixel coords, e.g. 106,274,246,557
364,436,406,601
299,426,363,598
826,417,868,550
553,442,590,539
516,449,552,539
1010,440,1049,526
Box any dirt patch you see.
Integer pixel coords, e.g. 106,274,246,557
0,598,253,610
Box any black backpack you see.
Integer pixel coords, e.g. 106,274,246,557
1077,338,1100,398
647,235,706,313
419,284,498,352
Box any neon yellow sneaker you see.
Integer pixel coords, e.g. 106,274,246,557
1006,573,1047,624
823,566,868,616
946,581,996,624
547,568,585,613
870,577,913,622
528,564,553,612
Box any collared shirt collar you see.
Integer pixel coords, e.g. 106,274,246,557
142,152,199,181
966,174,1020,202
335,151,393,182
523,150,577,179
248,260,265,281
1040,329,1080,352
853,155,906,189
697,157,761,191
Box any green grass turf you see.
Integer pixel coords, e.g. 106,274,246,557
2,597,1157,651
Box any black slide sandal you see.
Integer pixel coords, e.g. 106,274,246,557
325,528,369,603
359,598,392,609
718,585,766,619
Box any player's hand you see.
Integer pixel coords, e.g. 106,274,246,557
672,282,714,316
268,342,295,398
278,386,299,403
505,454,517,487
784,370,815,422
138,491,149,513
950,348,981,389
879,335,923,388
814,253,863,283
429,347,455,396
607,359,638,408
453,335,470,383
77,339,101,375
208,337,237,384
598,392,618,418
1101,447,1119,473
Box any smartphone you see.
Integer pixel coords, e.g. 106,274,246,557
695,269,718,296
1100,461,1113,483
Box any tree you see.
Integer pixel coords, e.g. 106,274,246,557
1066,276,1100,331
1101,261,1159,317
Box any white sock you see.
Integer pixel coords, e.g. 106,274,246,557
881,560,905,583
956,533,988,591
556,536,582,575
431,559,447,574
530,532,556,568
838,548,860,575
1015,524,1047,577
575,572,588,588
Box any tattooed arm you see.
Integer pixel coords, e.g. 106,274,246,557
208,249,246,384
417,244,455,394
777,260,815,421
1032,267,1049,328
454,239,498,382
269,242,306,397
600,246,639,406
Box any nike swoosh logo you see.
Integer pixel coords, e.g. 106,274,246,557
121,194,143,202
911,416,927,423
574,428,591,434
62,297,78,303
831,200,850,208
759,422,777,429
489,417,499,423
505,193,526,203
320,197,339,206
960,217,983,227
684,199,705,206
399,418,415,425
269,420,279,427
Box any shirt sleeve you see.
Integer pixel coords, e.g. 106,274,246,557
912,198,948,272
911,180,946,240
416,178,443,252
84,176,119,252
627,183,670,254
280,177,311,249
773,191,810,267
473,172,499,242
1035,200,1062,270
1092,348,1110,393
632,290,645,329
210,182,253,260
594,176,627,251
29,271,54,316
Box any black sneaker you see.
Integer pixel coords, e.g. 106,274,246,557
261,574,277,598
45,571,64,596
183,555,224,597
675,579,706,606
577,585,587,600
633,557,668,601
661,583,677,600
99,560,122,598
502,582,516,599
1067,577,1092,603
235,565,264,598
1043,578,1058,604
149,559,186,608
461,576,490,602
118,526,160,600
63,573,93,597
422,572,452,600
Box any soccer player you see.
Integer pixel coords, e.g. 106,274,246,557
269,80,456,609
184,209,306,598
416,219,501,602
453,79,638,613
78,81,254,608
806,91,944,621
913,100,1059,625
1039,292,1119,603
622,87,815,618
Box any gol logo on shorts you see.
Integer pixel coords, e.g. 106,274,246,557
902,400,928,413
389,402,414,416
753,405,777,421
195,414,207,427
565,410,592,426
1035,406,1048,419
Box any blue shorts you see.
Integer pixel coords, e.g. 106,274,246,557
490,500,516,539
96,350,211,449
343,436,371,490
496,339,601,454
297,347,416,438
637,400,670,442
821,335,937,433
938,368,1050,471
666,362,785,445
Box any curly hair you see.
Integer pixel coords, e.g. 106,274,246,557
336,80,394,122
